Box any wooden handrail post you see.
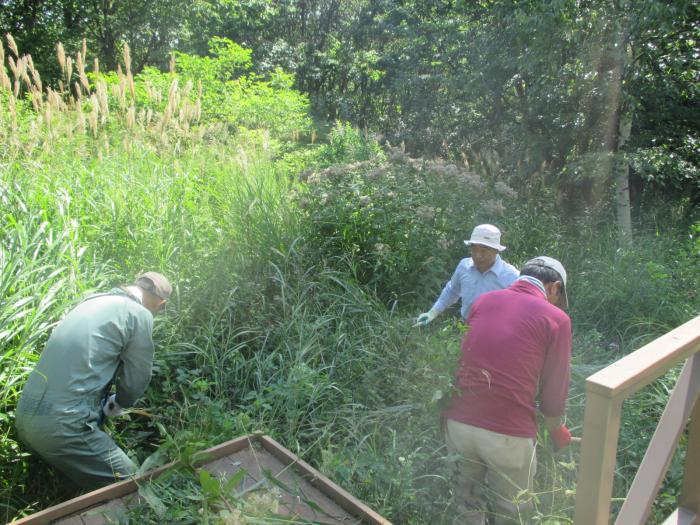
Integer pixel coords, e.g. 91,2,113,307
615,354,700,524
574,389,623,525
680,390,700,514
574,317,700,523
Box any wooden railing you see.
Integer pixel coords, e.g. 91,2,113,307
574,315,700,525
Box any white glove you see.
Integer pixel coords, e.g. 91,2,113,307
102,393,123,418
414,309,438,327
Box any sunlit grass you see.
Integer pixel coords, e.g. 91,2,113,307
0,31,698,525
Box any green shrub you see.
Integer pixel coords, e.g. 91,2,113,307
296,148,520,305
173,37,313,142
317,121,385,165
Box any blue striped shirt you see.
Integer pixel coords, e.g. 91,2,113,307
432,255,519,319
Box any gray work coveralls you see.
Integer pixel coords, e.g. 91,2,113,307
16,288,154,487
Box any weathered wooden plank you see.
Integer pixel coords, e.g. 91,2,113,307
52,516,85,525
661,507,698,525
586,316,700,398
680,393,700,515
573,391,623,525
615,354,700,524
207,447,266,490
190,434,254,465
13,434,389,525
12,434,254,525
208,442,353,523
260,435,392,525
252,449,356,524
78,499,128,525
12,478,139,525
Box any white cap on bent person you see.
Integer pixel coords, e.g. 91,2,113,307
463,224,506,252
524,256,568,308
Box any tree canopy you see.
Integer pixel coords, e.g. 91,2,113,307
1,0,698,220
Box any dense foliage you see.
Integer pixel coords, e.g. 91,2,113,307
0,3,698,524
3,0,696,215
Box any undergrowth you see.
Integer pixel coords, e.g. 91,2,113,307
0,32,698,524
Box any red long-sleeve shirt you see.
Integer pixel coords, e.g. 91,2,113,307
443,279,572,438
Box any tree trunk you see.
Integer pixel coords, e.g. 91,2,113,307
615,111,633,246
605,6,634,247
614,37,634,247
98,0,117,71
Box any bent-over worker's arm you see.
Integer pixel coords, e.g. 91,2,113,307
116,311,154,408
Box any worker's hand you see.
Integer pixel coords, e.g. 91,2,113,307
101,393,123,418
413,309,438,327
549,424,572,451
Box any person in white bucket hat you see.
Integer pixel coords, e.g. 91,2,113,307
415,224,518,325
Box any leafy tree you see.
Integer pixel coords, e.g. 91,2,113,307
182,0,381,121
624,1,699,208
1,0,697,230
171,37,312,140
85,0,190,71
312,0,698,236
0,0,193,79
0,0,80,80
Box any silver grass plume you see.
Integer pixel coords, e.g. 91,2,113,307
6,34,18,58
56,42,66,73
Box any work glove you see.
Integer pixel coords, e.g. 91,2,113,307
549,424,572,451
101,393,123,418
414,309,438,327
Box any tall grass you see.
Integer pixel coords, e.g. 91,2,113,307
0,32,698,524
0,183,112,516
0,34,305,520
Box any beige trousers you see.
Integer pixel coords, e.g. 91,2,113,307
445,418,537,525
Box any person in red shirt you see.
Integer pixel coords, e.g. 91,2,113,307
443,256,573,525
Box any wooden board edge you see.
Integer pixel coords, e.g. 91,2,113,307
191,433,256,467
10,434,255,525
258,435,392,525
587,316,700,397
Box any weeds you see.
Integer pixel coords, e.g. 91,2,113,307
0,31,698,524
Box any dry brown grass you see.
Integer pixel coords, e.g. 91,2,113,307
0,33,204,156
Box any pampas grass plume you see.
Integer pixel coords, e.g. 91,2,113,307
6,34,18,58
56,42,66,73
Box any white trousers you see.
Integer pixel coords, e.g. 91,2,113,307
445,418,537,525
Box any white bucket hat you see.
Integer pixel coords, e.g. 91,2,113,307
464,224,506,252
524,256,568,308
